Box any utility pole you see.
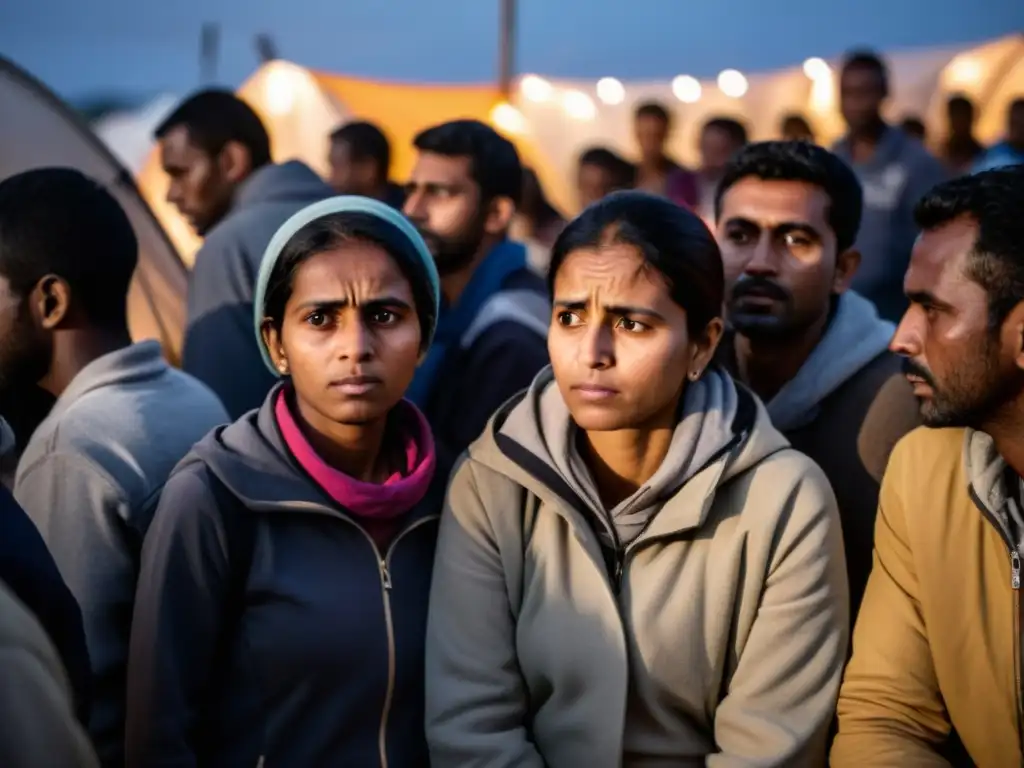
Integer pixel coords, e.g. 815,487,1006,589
199,23,220,84
498,0,517,98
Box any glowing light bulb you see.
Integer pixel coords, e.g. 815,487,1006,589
671,75,702,103
563,89,596,120
717,69,748,98
596,77,625,105
520,74,553,103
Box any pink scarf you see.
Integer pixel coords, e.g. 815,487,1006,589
275,391,437,547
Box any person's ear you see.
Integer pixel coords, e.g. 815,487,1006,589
31,275,71,330
484,195,516,236
832,247,862,294
688,317,725,381
260,319,289,376
1002,301,1024,371
219,141,254,185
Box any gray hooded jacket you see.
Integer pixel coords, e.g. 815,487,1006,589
182,160,333,419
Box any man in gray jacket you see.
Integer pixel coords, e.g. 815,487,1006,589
156,89,333,417
0,168,228,766
832,50,946,323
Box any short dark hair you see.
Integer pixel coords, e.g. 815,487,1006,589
0,168,138,330
155,89,271,168
578,147,637,190
781,114,813,136
263,212,436,351
715,141,863,252
901,116,927,141
947,94,975,117
413,119,522,205
330,121,391,177
702,117,749,148
634,101,672,126
549,190,723,338
914,166,1024,330
841,49,890,96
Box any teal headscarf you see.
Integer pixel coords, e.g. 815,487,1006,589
252,195,441,375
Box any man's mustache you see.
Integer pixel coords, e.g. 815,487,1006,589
730,275,791,304
901,358,936,387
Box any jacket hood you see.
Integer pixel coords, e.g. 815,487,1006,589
235,160,334,210
186,385,326,512
469,366,790,540
964,429,1024,554
251,195,441,375
765,290,894,431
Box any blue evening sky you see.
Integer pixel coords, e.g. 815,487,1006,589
1,0,1021,100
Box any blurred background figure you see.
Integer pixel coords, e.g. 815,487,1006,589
512,167,565,249
576,146,636,209
833,49,946,322
327,120,406,208
973,98,1024,172
900,115,927,143
696,116,750,221
780,113,816,143
633,101,699,208
157,89,333,419
942,95,985,174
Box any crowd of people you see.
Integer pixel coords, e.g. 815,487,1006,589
0,45,1023,767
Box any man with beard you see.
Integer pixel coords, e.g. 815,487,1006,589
715,141,919,620
157,89,332,418
832,166,1024,767
0,168,228,767
403,119,549,466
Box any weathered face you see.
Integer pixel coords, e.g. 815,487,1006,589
718,176,852,341
262,241,422,429
0,274,51,397
840,65,886,134
892,215,1024,428
403,152,486,277
635,114,669,162
548,243,720,432
159,125,235,236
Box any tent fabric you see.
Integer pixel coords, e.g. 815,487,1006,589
0,56,187,365
137,33,1024,269
93,94,179,175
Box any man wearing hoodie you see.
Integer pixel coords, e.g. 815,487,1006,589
714,141,920,620
403,120,550,467
0,168,228,766
157,89,333,418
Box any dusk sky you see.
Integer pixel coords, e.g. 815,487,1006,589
1,0,1022,100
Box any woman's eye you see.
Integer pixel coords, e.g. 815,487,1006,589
557,311,581,327
306,311,329,327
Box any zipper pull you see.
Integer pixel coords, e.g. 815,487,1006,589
380,559,393,590
1012,550,1021,590
613,555,624,592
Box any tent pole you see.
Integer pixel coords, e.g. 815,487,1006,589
498,0,517,99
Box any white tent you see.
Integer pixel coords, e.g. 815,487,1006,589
0,56,187,364
93,94,179,175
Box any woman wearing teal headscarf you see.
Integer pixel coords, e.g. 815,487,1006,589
125,197,444,767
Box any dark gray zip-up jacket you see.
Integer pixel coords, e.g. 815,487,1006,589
125,387,443,767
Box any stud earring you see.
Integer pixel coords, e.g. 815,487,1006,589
689,369,700,381
278,360,289,374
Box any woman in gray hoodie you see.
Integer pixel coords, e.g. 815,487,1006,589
426,191,850,767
